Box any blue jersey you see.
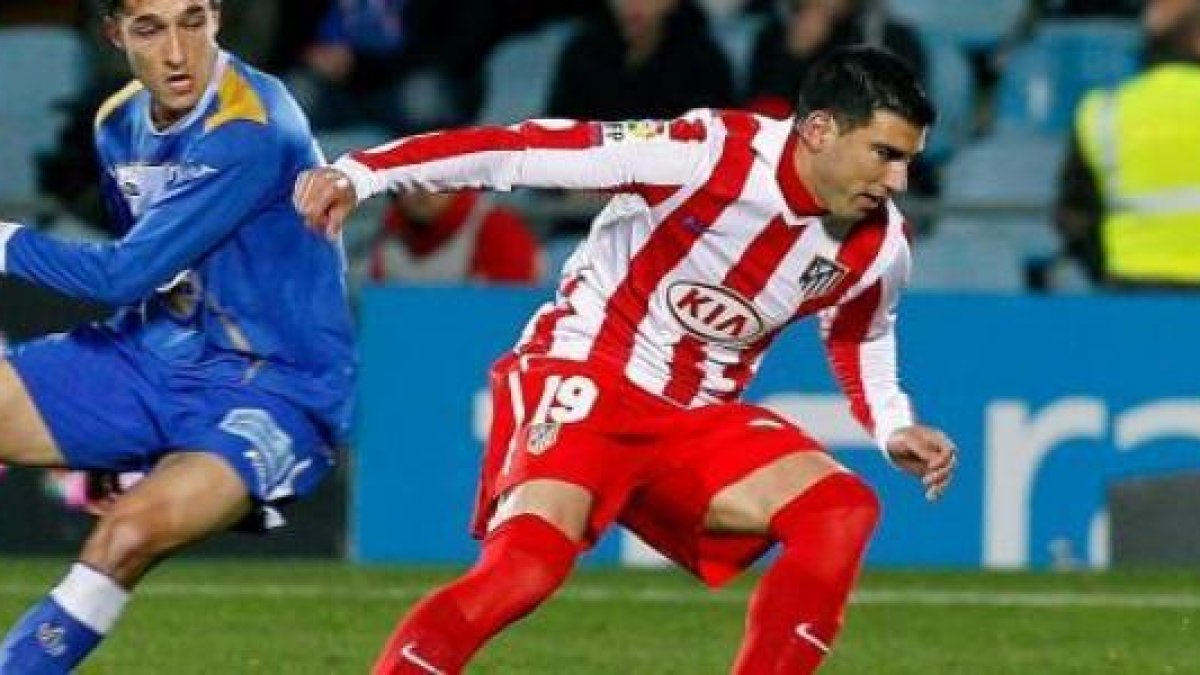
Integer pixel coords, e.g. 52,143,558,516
2,52,355,442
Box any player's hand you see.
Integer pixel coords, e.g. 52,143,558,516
293,167,358,237
885,425,957,502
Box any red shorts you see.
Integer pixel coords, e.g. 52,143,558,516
471,353,824,587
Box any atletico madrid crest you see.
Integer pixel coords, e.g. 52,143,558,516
525,422,561,455
798,255,849,299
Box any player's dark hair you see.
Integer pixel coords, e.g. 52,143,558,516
102,0,222,16
795,45,936,133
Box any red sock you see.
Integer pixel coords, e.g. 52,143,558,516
373,514,578,675
732,472,880,675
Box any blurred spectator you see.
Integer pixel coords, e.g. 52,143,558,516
482,0,602,41
287,0,491,134
691,0,753,20
746,0,926,118
267,0,334,75
1055,0,1200,288
547,0,735,121
544,0,735,239
361,191,543,285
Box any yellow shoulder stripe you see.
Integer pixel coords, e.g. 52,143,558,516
205,66,268,132
94,80,145,131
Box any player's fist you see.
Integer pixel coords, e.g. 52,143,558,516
885,425,957,502
293,167,357,237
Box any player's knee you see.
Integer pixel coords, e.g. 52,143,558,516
87,503,174,571
836,474,881,541
770,472,881,547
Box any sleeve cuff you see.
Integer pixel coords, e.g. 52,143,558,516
875,426,898,462
331,156,383,204
0,222,23,273
873,405,915,465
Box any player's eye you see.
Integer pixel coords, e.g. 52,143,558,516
131,22,163,38
873,146,908,164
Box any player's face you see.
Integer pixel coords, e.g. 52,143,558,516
105,0,220,128
801,110,925,220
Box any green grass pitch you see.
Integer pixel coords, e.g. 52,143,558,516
1,559,1198,673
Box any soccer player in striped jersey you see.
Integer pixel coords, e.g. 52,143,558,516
0,1,354,672
298,45,956,674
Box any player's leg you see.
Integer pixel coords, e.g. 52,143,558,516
374,479,589,675
707,451,879,674
80,451,252,584
0,452,251,674
0,360,66,466
373,356,652,675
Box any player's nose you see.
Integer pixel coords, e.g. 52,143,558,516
164,28,185,67
882,161,908,195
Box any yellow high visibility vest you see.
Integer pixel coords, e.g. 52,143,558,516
1077,64,1200,283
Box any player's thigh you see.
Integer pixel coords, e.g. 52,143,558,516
474,355,663,544
0,359,63,466
103,451,253,546
704,450,847,534
660,401,846,535
5,327,162,470
489,479,594,541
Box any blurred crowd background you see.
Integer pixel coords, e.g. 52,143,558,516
4,0,1196,297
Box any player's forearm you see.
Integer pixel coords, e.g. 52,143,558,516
332,119,703,203
0,224,160,306
332,123,594,201
826,334,915,453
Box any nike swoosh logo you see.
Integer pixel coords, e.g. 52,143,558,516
400,643,446,675
748,418,785,430
795,622,830,654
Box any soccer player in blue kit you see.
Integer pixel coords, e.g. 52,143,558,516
0,0,355,671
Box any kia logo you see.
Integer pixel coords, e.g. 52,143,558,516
666,281,765,345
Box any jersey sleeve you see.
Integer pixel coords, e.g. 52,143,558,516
0,121,282,306
332,111,719,202
819,240,915,454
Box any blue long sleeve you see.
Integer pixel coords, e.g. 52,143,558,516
5,122,281,307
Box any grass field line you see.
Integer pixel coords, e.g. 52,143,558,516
0,581,1198,609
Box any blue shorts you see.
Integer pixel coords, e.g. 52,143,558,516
7,326,335,505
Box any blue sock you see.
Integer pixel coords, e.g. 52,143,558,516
0,597,100,674
0,563,128,674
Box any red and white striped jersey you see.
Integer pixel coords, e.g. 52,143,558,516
335,109,915,449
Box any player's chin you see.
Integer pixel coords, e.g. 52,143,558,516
158,94,197,118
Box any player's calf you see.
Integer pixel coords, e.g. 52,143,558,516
732,472,880,674
374,514,579,674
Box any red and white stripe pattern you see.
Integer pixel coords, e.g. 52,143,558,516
334,110,915,448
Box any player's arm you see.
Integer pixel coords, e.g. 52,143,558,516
0,123,282,306
294,113,718,235
820,241,957,499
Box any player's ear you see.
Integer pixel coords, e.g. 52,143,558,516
103,16,124,51
797,111,838,152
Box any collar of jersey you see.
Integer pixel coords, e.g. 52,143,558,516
775,129,826,220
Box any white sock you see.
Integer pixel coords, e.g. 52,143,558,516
48,563,130,635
